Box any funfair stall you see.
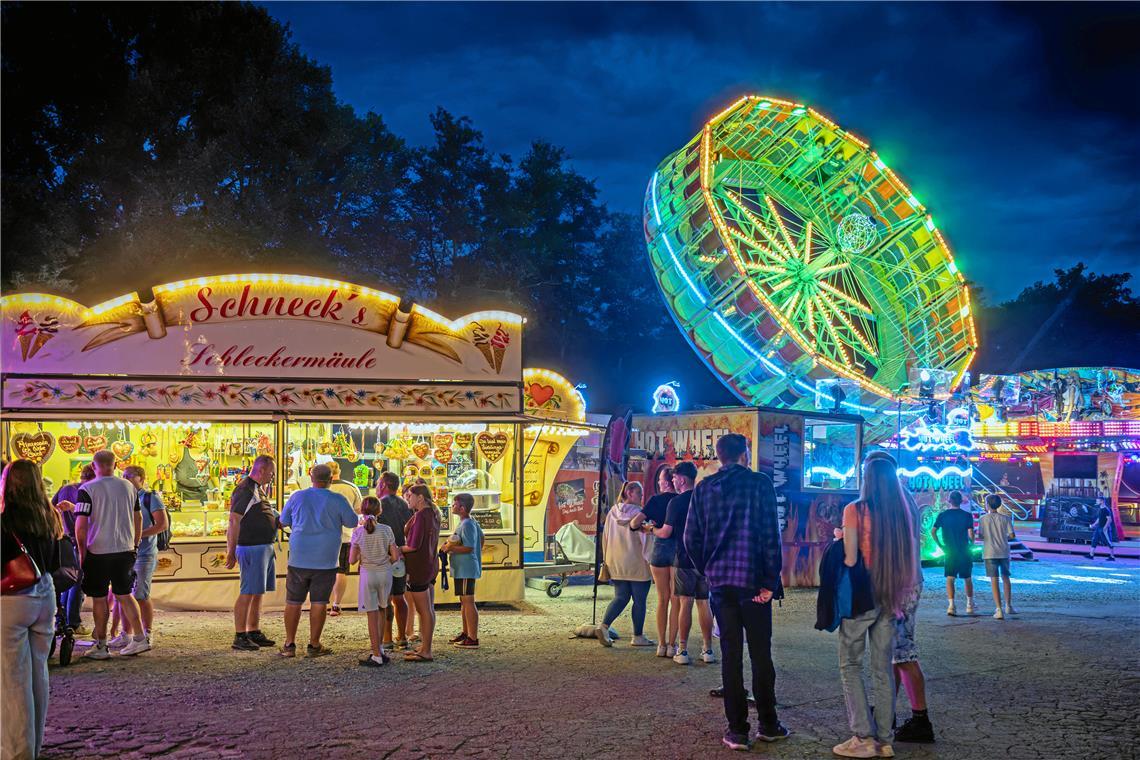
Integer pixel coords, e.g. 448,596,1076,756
1,274,589,609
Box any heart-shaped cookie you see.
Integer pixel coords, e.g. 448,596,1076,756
434,447,453,465
111,440,134,461
412,442,430,460
58,435,82,454
433,433,453,450
11,431,56,464
528,383,557,408
476,431,509,464
83,435,107,454
454,432,473,449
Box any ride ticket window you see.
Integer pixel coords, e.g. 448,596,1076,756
802,417,861,492
284,421,516,534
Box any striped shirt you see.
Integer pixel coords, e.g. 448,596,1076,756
350,523,395,571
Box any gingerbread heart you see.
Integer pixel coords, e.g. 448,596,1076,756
83,435,107,454
475,431,509,463
528,383,557,408
11,431,56,464
434,447,453,465
111,440,134,461
412,442,430,460
58,435,82,454
433,433,453,450
454,433,473,449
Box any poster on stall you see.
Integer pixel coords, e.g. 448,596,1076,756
630,410,756,498
756,411,804,535
546,471,600,536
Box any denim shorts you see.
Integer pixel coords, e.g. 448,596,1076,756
237,544,277,596
985,558,1011,578
892,585,922,665
649,537,676,568
132,554,159,601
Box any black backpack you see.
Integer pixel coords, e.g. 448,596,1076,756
142,491,172,551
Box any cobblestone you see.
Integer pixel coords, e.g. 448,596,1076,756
40,554,1139,759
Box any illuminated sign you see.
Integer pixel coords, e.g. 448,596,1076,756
651,381,681,414
898,412,975,452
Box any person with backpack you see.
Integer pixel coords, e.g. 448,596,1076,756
120,466,168,648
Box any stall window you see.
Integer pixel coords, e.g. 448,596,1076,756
3,419,277,542
284,421,517,534
802,417,861,491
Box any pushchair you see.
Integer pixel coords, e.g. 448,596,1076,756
523,522,596,598
48,534,81,667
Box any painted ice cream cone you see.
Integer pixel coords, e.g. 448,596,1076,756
29,317,59,359
15,311,36,361
489,324,511,372
471,321,496,370
492,344,506,372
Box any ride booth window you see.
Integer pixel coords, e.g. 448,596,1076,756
802,417,861,492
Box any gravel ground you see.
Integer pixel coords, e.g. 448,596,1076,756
40,553,1140,759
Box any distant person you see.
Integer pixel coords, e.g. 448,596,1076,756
631,465,678,658
444,493,484,648
1087,497,1116,561
225,455,279,651
120,466,168,647
75,450,149,658
932,490,976,616
400,484,442,662
661,462,714,666
686,434,789,751
278,464,358,658
350,497,400,667
328,460,363,617
52,465,96,635
597,481,655,648
832,455,917,759
979,494,1017,619
1,460,65,760
375,472,413,649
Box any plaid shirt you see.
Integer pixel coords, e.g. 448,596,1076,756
684,464,783,597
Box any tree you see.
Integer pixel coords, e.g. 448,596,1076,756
974,264,1140,373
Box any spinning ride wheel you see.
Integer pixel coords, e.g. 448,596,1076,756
645,96,978,439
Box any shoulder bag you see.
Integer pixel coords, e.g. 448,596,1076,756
2,530,41,595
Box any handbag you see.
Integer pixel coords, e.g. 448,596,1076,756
597,562,611,583
2,530,42,595
52,534,81,593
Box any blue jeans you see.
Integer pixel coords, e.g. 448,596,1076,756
710,586,778,738
1090,527,1114,551
57,584,84,630
603,579,651,635
2,574,55,760
838,608,897,744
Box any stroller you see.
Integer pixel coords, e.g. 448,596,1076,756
48,533,81,667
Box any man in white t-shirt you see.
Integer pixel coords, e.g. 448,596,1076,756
327,460,362,616
75,450,149,659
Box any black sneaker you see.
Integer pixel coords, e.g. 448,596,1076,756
709,686,756,705
721,733,751,752
756,723,792,742
232,634,259,651
895,714,935,743
247,630,276,648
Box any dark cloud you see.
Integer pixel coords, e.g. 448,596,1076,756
263,1,1140,298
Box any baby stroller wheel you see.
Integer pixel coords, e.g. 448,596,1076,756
546,581,563,598
59,632,75,667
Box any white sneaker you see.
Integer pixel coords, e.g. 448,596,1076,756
107,633,131,648
630,635,656,647
597,625,613,648
833,735,878,758
701,648,717,664
656,644,668,657
965,599,977,615
1004,604,1017,616
83,643,111,660
673,649,691,665
120,638,151,656
993,608,1004,620
666,643,677,658
946,602,957,617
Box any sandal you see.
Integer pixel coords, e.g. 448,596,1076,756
405,651,434,662
328,605,342,617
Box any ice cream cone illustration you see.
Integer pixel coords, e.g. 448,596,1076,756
489,324,511,372
16,311,36,361
471,322,496,370
29,316,59,359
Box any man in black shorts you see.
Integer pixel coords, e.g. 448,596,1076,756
75,450,149,659
376,471,413,647
932,490,976,616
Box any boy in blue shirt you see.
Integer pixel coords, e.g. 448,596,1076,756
444,493,484,648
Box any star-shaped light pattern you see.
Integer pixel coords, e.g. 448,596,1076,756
713,187,879,372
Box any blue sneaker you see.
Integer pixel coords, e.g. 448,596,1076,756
756,723,792,742
722,733,752,751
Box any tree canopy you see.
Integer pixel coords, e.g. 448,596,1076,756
2,3,1134,411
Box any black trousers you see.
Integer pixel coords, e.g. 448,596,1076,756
710,586,778,737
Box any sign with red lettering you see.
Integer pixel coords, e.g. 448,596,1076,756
1,275,523,383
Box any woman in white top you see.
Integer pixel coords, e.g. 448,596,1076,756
597,481,654,648
349,497,400,667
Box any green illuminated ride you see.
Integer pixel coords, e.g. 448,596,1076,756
644,96,978,440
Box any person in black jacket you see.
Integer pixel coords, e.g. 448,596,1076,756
1,459,66,759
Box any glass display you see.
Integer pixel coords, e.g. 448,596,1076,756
802,417,860,491
3,419,277,541
284,421,518,533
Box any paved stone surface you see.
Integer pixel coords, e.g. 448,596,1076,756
41,553,1139,759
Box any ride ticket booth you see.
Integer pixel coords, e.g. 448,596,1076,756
629,406,864,587
1,274,586,609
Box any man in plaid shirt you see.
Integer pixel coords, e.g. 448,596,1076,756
685,433,789,751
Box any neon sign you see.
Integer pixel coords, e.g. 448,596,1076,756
898,411,974,452
651,381,681,414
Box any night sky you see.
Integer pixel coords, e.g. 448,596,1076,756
264,2,1140,302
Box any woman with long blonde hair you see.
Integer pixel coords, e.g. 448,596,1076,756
2,460,66,759
833,456,916,759
597,481,655,648
399,484,441,661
